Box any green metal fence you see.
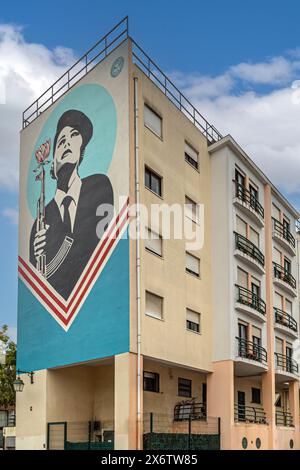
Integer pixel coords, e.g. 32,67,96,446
47,420,114,450
143,412,221,450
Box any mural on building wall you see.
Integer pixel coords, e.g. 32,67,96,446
29,109,114,300
17,44,130,371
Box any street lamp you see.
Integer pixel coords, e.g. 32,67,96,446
13,370,34,392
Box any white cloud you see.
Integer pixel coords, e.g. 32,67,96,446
0,24,76,191
2,207,19,224
171,55,300,200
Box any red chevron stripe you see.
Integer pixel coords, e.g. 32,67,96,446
18,200,129,327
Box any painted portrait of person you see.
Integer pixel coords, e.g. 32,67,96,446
29,109,114,300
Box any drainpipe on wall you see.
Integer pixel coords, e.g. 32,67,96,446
134,76,142,449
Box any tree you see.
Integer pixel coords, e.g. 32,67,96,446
0,325,16,407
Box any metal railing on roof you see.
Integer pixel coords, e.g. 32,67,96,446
22,18,223,145
131,40,222,144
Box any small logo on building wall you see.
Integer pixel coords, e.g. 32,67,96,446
111,57,124,77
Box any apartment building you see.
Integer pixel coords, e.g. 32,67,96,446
16,18,300,450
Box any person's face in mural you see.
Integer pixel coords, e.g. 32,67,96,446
54,126,83,175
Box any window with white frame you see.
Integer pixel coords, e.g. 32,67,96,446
145,228,162,257
186,308,200,333
185,196,198,223
144,104,162,138
145,291,163,320
185,252,200,277
184,142,198,170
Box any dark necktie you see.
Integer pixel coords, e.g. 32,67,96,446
61,195,73,233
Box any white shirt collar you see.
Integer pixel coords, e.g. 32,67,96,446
54,172,82,210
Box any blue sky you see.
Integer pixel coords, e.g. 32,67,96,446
1,0,300,333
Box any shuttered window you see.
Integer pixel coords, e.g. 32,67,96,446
273,248,281,264
249,227,259,247
186,252,200,277
236,216,247,238
185,142,198,169
178,378,192,397
144,105,162,138
145,292,163,320
186,309,200,333
145,228,162,257
185,196,198,223
237,267,248,288
274,292,283,309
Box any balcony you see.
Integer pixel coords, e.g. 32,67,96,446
275,410,294,427
234,183,264,227
174,401,206,421
274,308,298,339
274,353,298,380
234,232,265,274
234,404,267,424
273,262,297,297
235,284,266,322
235,337,268,376
272,218,296,256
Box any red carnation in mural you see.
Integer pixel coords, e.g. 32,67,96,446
35,139,51,163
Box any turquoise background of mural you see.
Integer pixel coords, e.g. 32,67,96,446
17,236,129,371
27,84,117,219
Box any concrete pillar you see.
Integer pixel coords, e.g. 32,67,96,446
263,183,276,449
114,352,142,450
207,360,234,449
16,370,47,450
289,381,299,447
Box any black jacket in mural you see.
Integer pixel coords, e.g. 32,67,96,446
30,174,114,300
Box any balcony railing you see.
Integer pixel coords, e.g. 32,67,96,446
273,262,296,290
234,232,265,267
174,400,206,421
236,337,267,365
274,307,298,333
235,183,264,219
275,410,294,427
234,404,267,424
236,284,266,315
274,352,298,374
272,218,295,248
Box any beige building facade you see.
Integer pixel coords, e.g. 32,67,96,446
16,19,300,450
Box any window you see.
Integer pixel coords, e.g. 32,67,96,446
286,299,292,315
144,105,162,138
185,142,198,170
145,167,162,197
251,278,260,298
275,337,283,355
238,321,248,340
145,291,163,320
249,183,258,201
236,216,247,238
284,257,291,273
275,393,282,408
186,252,200,277
178,377,192,397
185,196,198,223
274,292,283,309
273,247,281,265
143,371,159,392
145,228,162,257
235,168,245,188
237,267,248,288
249,227,259,247
186,308,200,333
251,387,261,404
272,203,280,221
